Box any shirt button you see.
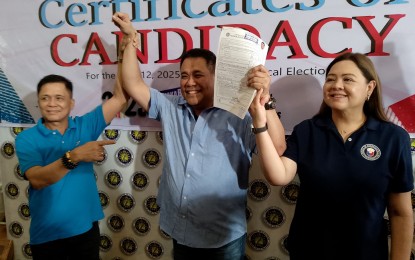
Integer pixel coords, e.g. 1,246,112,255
191,153,194,156
53,132,56,135
62,141,64,144
186,174,190,178
182,215,186,219
183,196,187,200
348,138,352,141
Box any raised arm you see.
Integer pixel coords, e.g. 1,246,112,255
249,88,296,185
247,65,286,155
112,12,151,111
102,55,129,124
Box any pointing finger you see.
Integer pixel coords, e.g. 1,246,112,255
97,140,116,146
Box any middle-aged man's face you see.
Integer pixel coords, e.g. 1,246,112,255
38,82,74,126
180,57,215,116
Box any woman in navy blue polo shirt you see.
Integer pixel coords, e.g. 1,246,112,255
250,52,413,260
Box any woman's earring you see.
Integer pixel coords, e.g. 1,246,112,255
367,94,370,101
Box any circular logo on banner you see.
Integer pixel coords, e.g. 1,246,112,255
22,243,32,258
156,131,163,144
14,164,24,181
1,142,15,158
263,206,286,228
360,144,381,161
281,182,300,204
107,214,125,232
131,171,149,191
99,234,113,252
116,147,133,166
248,179,271,201
9,221,24,238
129,130,147,144
247,230,270,251
18,203,30,220
144,196,160,215
280,234,289,254
104,170,123,189
94,149,108,165
132,217,151,236
143,149,161,168
11,127,24,137
99,191,110,209
117,193,135,212
120,237,138,256
246,206,253,222
159,227,171,239
146,240,164,259
104,129,120,141
5,182,19,199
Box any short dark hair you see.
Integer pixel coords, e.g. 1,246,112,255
180,48,216,73
37,74,73,98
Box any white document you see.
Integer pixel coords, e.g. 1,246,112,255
214,27,269,119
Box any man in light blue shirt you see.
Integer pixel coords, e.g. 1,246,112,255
113,12,286,260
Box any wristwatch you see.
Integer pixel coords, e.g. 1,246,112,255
265,94,277,110
252,124,268,134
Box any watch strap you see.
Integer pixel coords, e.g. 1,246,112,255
252,124,268,134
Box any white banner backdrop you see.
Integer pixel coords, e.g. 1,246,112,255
0,0,414,134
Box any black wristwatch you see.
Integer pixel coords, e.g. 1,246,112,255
265,94,277,110
252,124,268,134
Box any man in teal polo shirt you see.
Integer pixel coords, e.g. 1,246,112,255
15,74,128,259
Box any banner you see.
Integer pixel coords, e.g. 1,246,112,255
1,0,414,134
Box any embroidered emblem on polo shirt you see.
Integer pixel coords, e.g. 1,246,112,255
11,127,24,137
116,147,133,166
107,214,125,232
248,179,271,201
145,240,164,259
131,171,149,190
143,149,161,168
118,193,135,212
132,217,151,236
144,196,160,215
280,234,289,254
99,234,113,252
22,243,32,258
360,144,381,161
9,221,24,238
18,203,30,220
104,129,120,141
129,130,147,144
5,182,19,199
1,141,15,158
120,237,137,256
248,230,270,251
104,169,123,188
99,191,110,209
263,206,286,228
281,182,300,204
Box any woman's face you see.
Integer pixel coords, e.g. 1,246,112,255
323,60,375,114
